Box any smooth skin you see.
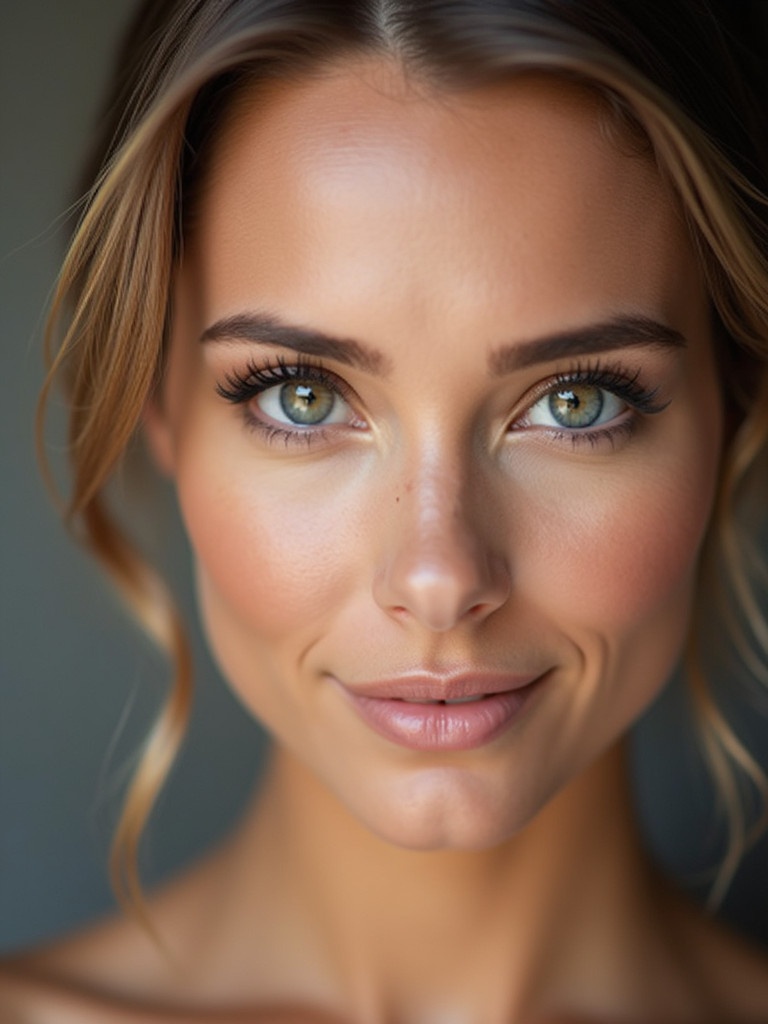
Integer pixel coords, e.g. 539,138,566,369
4,59,768,1023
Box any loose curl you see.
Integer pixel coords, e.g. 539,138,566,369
39,0,768,935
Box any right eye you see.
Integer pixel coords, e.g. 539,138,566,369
257,378,352,427
216,358,367,444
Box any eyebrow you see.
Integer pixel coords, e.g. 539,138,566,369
200,312,391,376
200,310,687,376
488,315,687,374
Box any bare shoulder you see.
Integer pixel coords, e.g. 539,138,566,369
0,909,162,1022
0,959,347,1024
0,845,347,1023
0,919,161,1024
0,916,346,1024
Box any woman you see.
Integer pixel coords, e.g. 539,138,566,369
3,0,768,1020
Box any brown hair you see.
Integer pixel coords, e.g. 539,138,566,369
40,0,768,931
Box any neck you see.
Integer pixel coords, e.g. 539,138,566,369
202,741,669,1022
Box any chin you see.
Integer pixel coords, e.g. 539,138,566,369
340,765,547,852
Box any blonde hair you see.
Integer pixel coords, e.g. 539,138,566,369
40,0,768,932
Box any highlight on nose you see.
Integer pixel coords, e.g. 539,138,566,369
374,531,511,632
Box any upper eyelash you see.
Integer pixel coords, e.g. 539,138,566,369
214,355,665,450
535,359,668,415
217,357,662,409
215,355,347,405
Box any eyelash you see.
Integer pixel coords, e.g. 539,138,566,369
516,360,667,449
216,356,356,446
215,356,666,449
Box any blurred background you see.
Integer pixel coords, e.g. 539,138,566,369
1,0,767,955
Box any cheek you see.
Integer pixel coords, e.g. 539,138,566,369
602,453,718,637
172,443,368,735
521,381,722,641
174,438,363,650
520,428,721,773
569,471,707,629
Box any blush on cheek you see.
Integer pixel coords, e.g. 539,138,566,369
175,483,336,731
585,501,704,631
176,458,360,646
567,423,719,623
517,452,718,729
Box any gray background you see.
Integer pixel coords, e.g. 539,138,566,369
1,0,767,956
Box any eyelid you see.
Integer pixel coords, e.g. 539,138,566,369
515,360,668,420
216,355,667,452
216,354,354,404
215,355,365,445
507,359,669,451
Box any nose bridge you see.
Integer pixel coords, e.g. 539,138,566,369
374,444,510,632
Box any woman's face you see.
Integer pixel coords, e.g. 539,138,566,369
148,61,723,848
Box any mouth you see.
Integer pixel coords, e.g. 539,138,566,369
333,671,546,752
342,672,539,702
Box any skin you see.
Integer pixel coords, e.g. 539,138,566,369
157,65,720,854
4,59,768,1023
154,61,729,857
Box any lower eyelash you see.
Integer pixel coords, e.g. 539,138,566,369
515,358,664,450
551,418,638,450
253,422,328,448
219,357,659,449
216,356,352,446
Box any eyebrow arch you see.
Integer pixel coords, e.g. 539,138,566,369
201,310,685,376
200,311,391,376
488,315,687,374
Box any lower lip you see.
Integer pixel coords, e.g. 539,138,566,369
341,680,543,752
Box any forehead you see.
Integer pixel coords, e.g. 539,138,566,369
186,58,700,341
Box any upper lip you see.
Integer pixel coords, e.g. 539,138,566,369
336,671,543,702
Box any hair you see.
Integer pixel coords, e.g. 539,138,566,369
40,0,768,933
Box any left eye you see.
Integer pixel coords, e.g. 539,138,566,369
257,379,351,427
524,383,626,430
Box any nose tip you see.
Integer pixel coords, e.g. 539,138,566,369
373,526,511,633
385,559,510,632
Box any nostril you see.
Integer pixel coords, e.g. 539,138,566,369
372,515,511,632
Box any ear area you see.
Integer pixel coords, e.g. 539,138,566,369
142,394,176,477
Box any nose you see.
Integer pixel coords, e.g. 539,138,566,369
372,464,511,633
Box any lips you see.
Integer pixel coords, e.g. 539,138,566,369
334,671,545,752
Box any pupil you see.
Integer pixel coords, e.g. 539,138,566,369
280,381,334,425
549,385,603,428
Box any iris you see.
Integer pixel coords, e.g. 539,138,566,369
549,384,603,428
279,381,335,424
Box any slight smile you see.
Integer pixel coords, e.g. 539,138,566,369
332,671,548,752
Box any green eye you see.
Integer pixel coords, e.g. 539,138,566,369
548,385,604,428
525,382,625,431
255,376,351,428
278,381,336,425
